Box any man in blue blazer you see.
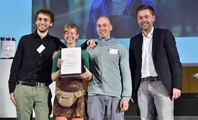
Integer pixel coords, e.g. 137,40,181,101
129,4,182,120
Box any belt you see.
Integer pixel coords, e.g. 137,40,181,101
142,76,160,82
17,81,49,87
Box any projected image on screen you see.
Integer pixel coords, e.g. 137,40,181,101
32,0,198,39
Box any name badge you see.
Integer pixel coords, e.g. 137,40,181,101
109,48,118,54
37,44,45,54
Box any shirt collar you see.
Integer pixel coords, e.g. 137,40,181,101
98,37,113,41
33,30,50,40
142,27,154,38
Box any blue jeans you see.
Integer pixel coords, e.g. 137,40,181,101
87,95,124,120
137,81,174,120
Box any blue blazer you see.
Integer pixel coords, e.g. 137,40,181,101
129,28,182,102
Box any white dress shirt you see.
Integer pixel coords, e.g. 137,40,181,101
141,27,158,78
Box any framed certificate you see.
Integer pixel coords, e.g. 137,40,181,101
61,47,83,77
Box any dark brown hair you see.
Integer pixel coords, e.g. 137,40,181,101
34,8,54,23
136,4,155,16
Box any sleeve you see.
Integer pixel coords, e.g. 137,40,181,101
81,50,90,70
81,50,90,91
52,51,61,73
119,46,132,102
81,39,98,50
58,40,66,49
164,30,182,89
81,40,89,50
8,37,24,93
129,38,136,95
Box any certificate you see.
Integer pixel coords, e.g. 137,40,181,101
61,47,82,77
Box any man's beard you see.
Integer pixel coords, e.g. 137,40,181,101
38,28,48,33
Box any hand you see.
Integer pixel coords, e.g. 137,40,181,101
10,93,17,106
87,39,96,48
79,66,92,80
120,100,129,112
52,51,58,60
172,88,181,100
57,58,62,69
